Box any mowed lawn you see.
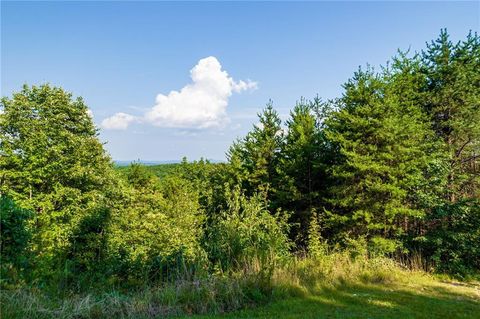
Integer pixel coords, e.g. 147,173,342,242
188,280,480,319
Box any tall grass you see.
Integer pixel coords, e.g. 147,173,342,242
1,252,433,319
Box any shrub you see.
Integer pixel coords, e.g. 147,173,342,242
0,196,32,286
307,210,328,258
108,175,206,283
368,236,403,257
205,187,291,272
422,200,480,276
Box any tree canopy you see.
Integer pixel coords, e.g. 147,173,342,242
1,31,479,291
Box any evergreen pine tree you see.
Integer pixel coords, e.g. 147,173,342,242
279,99,324,242
421,30,480,202
324,67,439,247
228,101,284,202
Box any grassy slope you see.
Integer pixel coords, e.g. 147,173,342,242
3,259,479,318
189,279,480,319
7,161,480,319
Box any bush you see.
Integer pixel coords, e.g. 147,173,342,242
368,236,403,257
108,175,206,283
422,200,480,276
205,187,291,271
0,196,32,286
307,210,328,258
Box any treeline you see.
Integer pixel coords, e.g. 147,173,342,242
228,30,479,274
0,31,479,292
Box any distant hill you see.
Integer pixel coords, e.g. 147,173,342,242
114,159,224,167
114,159,225,179
114,160,181,167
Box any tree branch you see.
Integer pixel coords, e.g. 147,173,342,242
455,137,471,158
461,154,480,164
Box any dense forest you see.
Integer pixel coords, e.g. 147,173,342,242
1,30,479,317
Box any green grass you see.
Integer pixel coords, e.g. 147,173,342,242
3,256,479,319
188,280,480,319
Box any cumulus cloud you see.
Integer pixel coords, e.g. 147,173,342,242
102,56,257,130
101,112,138,130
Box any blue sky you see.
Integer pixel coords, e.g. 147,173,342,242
2,1,479,161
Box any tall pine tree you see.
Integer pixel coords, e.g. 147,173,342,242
279,99,324,243
324,67,440,247
421,30,480,202
228,101,284,202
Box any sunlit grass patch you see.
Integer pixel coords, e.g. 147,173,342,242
3,254,479,319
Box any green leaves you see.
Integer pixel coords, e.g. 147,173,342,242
0,84,113,200
0,196,32,285
0,84,119,284
1,30,478,288
205,186,291,271
107,173,206,281
423,201,480,275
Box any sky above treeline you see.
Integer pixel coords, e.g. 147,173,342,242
2,1,479,161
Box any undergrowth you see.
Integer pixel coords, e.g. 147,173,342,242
1,253,454,319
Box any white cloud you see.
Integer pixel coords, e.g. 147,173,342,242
232,79,258,93
101,112,138,130
102,56,257,130
86,108,93,118
254,122,264,130
278,127,288,137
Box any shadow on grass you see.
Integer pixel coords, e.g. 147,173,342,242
3,281,478,319
192,282,480,319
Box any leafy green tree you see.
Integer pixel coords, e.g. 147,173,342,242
0,84,113,199
126,162,159,190
0,196,32,285
0,84,117,273
108,175,206,282
174,158,238,217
